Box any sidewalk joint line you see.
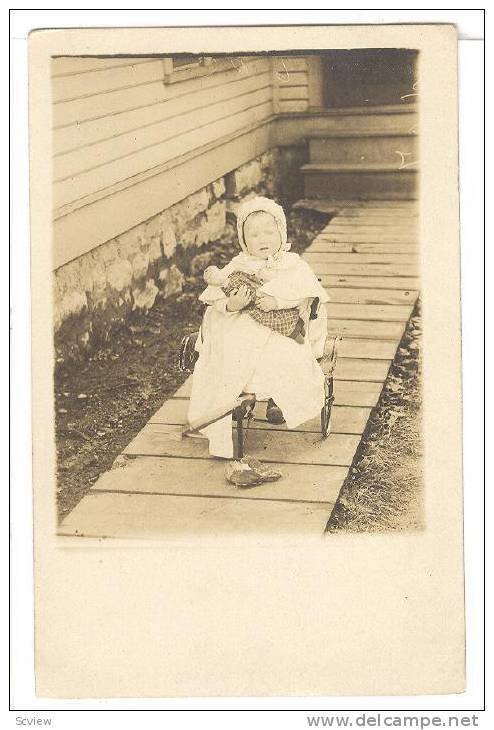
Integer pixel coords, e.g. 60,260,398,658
88,489,336,506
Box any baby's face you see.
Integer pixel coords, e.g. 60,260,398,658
243,212,281,258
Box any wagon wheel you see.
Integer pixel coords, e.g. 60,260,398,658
320,376,334,438
178,331,200,373
233,394,256,459
319,334,340,439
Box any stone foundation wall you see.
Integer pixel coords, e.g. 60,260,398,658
53,146,298,365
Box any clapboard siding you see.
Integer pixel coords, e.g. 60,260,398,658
52,57,268,128
277,57,309,112
54,87,272,181
53,69,272,155
277,69,308,86
52,56,274,213
279,100,309,113
51,57,154,77
54,96,274,209
53,117,273,268
274,56,308,73
52,59,165,102
279,84,309,101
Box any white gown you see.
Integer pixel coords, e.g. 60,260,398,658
187,252,329,458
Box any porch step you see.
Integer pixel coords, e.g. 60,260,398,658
301,104,417,116
301,163,418,200
277,104,418,142
308,131,417,166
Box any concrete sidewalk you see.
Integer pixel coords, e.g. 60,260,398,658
59,199,419,540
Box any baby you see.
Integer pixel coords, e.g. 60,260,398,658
187,196,330,459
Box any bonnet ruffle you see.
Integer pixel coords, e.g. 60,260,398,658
236,196,290,255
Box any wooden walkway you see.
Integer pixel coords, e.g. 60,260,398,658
59,199,419,539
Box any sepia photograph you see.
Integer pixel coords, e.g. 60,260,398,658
49,48,422,539
27,22,466,699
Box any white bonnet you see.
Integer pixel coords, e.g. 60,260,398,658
236,196,289,254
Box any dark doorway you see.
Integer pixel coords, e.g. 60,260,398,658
323,49,418,108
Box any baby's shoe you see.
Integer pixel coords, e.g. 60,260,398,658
241,457,282,483
225,460,263,488
225,458,282,488
266,398,285,425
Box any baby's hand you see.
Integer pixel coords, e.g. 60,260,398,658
256,294,278,312
226,285,252,312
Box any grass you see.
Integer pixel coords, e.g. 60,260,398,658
326,301,423,533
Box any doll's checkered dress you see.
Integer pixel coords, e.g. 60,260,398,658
221,271,301,338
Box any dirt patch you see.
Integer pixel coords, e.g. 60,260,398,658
54,208,331,520
326,302,423,533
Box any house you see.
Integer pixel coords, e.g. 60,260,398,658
52,50,418,362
